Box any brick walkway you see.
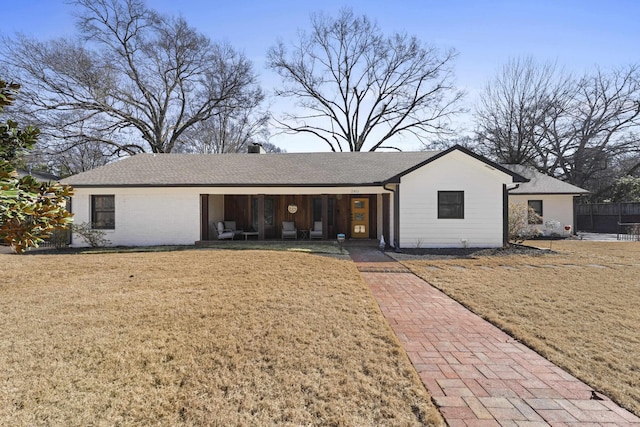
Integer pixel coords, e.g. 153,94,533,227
352,249,640,426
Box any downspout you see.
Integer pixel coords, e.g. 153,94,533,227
504,183,520,247
383,183,400,251
573,195,579,235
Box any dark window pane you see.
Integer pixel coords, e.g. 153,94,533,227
438,191,464,219
528,200,543,224
328,198,334,226
91,195,115,229
265,198,274,225
313,198,322,222
313,198,335,226
252,197,274,229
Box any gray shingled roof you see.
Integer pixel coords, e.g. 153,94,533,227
61,151,445,187
502,164,589,195
17,169,60,182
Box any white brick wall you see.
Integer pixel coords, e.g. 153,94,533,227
71,187,200,247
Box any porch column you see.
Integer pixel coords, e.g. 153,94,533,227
393,186,400,248
382,193,390,246
321,194,328,239
258,195,265,240
572,196,578,235
200,194,209,240
503,184,509,247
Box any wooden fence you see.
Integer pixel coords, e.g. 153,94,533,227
576,202,640,234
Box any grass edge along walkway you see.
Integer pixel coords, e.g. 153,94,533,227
352,249,640,426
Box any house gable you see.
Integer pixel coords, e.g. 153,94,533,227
386,145,528,184
398,149,515,248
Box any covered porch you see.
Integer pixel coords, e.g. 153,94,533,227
199,190,393,243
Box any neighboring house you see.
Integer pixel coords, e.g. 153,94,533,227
502,165,589,235
60,145,528,248
16,169,60,182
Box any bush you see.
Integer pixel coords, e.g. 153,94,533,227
508,203,542,244
71,222,110,247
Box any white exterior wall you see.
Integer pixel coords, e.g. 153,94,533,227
399,151,512,248
71,186,395,247
71,187,201,247
509,194,575,235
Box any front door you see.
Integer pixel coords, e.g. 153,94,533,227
351,197,369,238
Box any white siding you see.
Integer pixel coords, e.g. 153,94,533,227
399,150,512,248
509,194,576,235
71,187,201,247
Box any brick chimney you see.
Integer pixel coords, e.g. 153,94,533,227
247,143,265,154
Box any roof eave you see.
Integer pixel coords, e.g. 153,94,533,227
387,145,529,183
66,182,390,188
510,191,590,195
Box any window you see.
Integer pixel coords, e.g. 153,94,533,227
251,197,274,230
313,198,322,223
312,197,335,226
91,195,115,229
438,191,464,219
528,200,543,224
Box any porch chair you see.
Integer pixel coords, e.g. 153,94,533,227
214,221,235,240
281,221,297,240
310,221,323,239
224,220,244,239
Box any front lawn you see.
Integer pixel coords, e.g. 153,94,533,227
0,250,442,426
400,240,640,417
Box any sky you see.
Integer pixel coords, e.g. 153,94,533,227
3,0,639,153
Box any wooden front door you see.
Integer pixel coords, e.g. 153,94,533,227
351,197,369,238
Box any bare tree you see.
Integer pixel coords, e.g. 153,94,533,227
179,106,270,154
420,134,477,151
267,9,464,152
549,66,640,189
26,139,114,177
474,57,572,165
2,0,264,159
475,59,640,197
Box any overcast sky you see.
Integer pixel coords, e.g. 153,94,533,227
3,0,638,152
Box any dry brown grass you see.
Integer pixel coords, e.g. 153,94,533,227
0,250,443,426
401,240,640,417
